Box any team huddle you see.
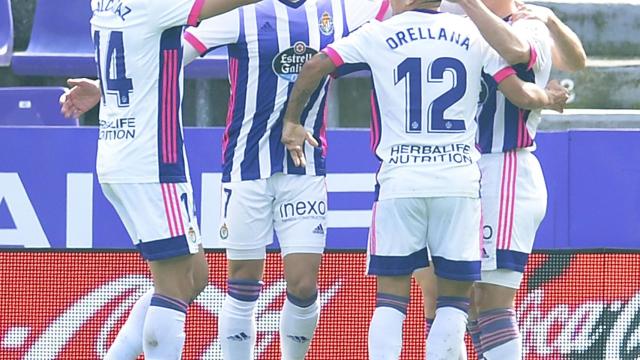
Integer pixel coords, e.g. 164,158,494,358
60,0,585,359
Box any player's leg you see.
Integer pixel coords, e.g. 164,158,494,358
101,184,152,360
217,179,274,359
476,151,547,360
273,174,327,359
415,261,469,360
367,198,430,360
425,197,482,360
102,182,208,359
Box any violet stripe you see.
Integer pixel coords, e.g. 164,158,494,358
370,91,381,152
320,99,329,157
172,184,186,235
161,184,176,237
229,289,261,295
506,151,518,249
479,315,515,327
229,284,262,290
162,52,169,163
517,112,523,148
154,294,188,310
481,329,519,347
221,58,238,163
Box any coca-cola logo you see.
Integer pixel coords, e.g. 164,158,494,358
3,276,341,359
519,289,640,358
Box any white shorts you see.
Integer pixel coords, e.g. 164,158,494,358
219,173,327,260
479,150,547,287
101,182,201,261
366,197,482,281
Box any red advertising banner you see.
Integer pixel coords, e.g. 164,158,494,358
1,251,639,359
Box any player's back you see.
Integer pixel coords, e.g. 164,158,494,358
337,9,501,199
91,0,200,184
476,19,552,154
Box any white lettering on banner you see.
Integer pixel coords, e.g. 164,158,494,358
607,292,640,359
0,173,49,247
23,275,152,359
66,173,94,248
7,276,341,359
519,289,640,357
0,172,377,248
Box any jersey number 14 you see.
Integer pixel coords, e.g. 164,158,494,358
94,31,134,107
394,57,467,134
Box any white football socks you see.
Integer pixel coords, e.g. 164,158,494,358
279,292,320,360
368,293,409,360
143,294,188,359
104,288,153,360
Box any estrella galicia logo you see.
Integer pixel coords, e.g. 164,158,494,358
272,41,318,82
319,11,334,36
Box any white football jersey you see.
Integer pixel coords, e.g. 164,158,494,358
476,19,552,154
91,0,203,183
325,9,514,200
183,0,390,183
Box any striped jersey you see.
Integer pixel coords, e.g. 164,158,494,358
184,0,390,182
476,18,552,154
91,0,204,183
325,10,515,200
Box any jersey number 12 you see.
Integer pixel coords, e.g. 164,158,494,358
394,57,467,134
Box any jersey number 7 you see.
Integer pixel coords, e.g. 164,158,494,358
394,57,467,134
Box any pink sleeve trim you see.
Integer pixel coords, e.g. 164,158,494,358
375,0,390,21
493,66,516,84
322,47,344,67
184,31,208,55
527,42,538,71
187,0,205,27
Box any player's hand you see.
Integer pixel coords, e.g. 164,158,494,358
59,78,101,119
512,2,554,25
544,79,569,113
281,121,319,168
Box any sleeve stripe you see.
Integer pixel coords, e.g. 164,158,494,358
184,31,208,55
493,66,516,84
527,42,538,71
375,0,390,21
187,0,205,27
322,47,345,67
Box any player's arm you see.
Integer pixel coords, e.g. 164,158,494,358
452,0,531,65
282,53,335,167
59,79,101,119
183,10,241,66
512,3,586,72
283,23,371,167
499,76,569,112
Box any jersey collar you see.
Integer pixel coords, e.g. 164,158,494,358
411,9,441,15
